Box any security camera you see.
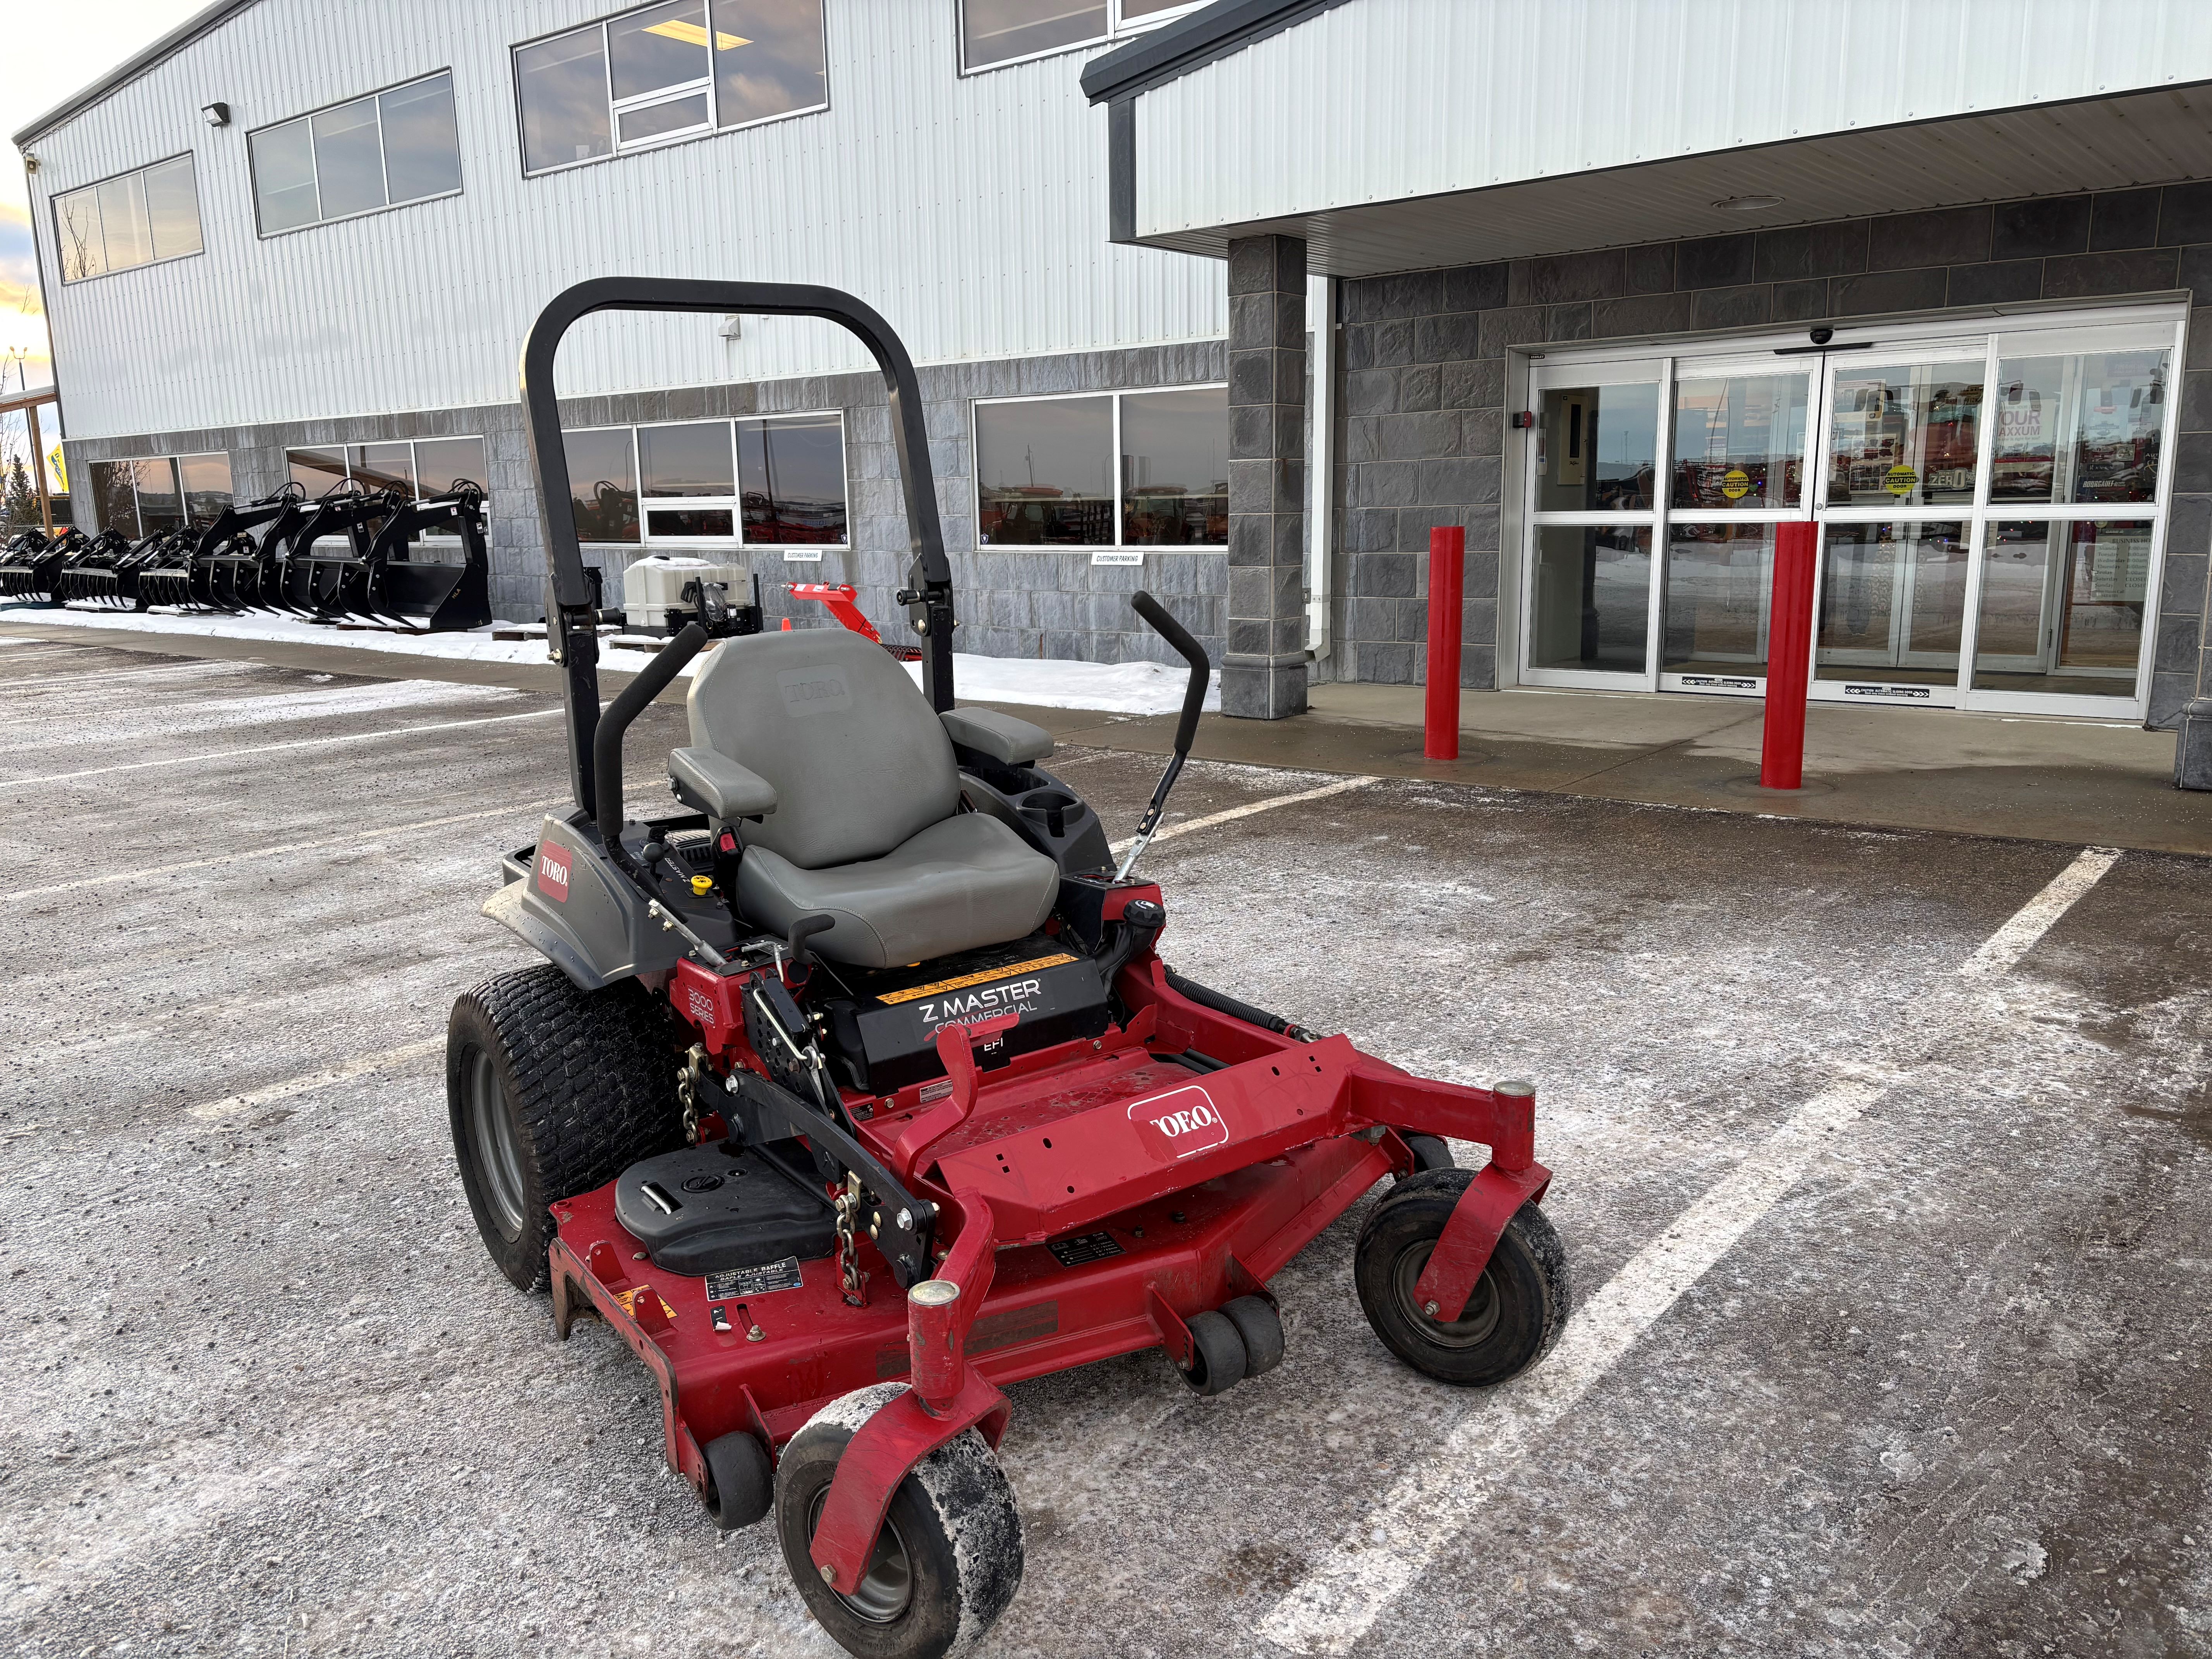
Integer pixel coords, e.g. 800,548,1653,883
1809,326,1834,346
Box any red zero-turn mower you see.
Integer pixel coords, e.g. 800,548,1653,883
448,278,1570,1659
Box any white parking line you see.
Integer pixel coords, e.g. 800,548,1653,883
1108,776,1373,855
0,804,546,903
187,1037,446,1122
1256,847,2123,1654
1261,1073,1889,1654
1958,846,2120,978
0,706,562,788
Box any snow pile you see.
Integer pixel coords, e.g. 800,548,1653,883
0,601,1215,716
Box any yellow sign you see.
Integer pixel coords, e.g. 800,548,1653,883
1720,468,1752,500
877,953,1078,1006
47,446,65,492
1884,464,1917,497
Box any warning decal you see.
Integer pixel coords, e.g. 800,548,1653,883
704,1257,805,1300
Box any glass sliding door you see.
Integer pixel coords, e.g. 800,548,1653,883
1519,364,1663,687
1515,309,2182,718
1658,361,1811,692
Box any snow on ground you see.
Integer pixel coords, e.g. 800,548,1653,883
0,601,1216,716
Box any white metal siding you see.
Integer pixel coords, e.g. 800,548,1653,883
27,0,1225,439
1136,0,2212,238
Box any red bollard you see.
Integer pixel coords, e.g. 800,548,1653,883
1760,521,1819,790
1424,526,1464,761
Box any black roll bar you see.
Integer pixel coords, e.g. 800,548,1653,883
518,278,957,817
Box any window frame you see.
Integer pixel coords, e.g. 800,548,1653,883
512,0,831,180
564,411,852,555
956,0,1207,77
246,69,464,239
91,450,232,538
50,152,205,285
970,383,1229,560
1513,305,2186,721
284,436,491,541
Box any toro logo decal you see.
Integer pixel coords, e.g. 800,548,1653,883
535,843,572,902
1128,1085,1230,1163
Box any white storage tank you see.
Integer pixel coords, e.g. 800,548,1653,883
622,556,746,635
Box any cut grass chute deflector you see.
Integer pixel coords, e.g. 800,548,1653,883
445,275,1573,1659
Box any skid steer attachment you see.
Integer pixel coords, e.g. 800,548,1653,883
53,529,142,608
202,485,313,612
345,482,493,631
1,526,75,603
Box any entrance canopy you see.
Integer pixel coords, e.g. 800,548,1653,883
1085,0,2212,276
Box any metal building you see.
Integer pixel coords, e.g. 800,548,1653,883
14,0,1243,667
15,0,2212,743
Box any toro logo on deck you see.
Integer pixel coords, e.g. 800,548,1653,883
1128,1085,1230,1162
535,844,572,902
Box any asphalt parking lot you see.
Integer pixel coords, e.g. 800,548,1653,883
3,632,2210,1659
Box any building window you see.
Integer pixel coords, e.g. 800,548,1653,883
562,414,848,546
974,386,1226,549
53,155,203,283
248,71,462,235
958,0,1200,73
286,436,489,503
515,1,827,176
88,452,233,539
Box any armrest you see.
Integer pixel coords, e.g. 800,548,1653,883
669,747,777,820
940,707,1054,766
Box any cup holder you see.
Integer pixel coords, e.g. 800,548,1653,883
1019,788,1082,839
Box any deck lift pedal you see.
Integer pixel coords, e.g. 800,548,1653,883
445,277,1571,1659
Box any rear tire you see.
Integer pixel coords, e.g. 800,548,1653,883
775,1384,1023,1659
1355,1170,1569,1387
447,964,685,1292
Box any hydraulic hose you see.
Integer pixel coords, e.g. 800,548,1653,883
1163,967,1316,1043
595,621,708,856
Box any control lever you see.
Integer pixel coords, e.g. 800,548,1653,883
784,912,835,970
1116,592,1210,882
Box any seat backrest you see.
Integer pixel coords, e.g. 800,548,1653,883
686,629,959,869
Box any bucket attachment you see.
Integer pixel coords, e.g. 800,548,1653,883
352,482,493,631
54,528,149,608
1,526,76,604
201,484,311,612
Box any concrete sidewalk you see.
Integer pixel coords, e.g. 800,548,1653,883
1029,683,2209,857
4,614,2203,855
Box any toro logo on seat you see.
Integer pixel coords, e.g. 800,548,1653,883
535,844,571,902
1128,1085,1229,1162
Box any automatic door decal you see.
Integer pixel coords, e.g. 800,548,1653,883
535,843,571,902
1128,1084,1229,1161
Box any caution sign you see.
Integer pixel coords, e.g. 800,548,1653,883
1884,464,1917,497
1720,468,1751,500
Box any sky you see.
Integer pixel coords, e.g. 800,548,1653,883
2,0,208,395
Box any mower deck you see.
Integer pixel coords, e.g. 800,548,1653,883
551,1125,1388,1475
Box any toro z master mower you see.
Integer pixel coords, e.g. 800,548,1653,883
449,278,1569,1659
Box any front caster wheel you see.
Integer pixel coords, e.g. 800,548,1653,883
775,1384,1023,1659
1354,1169,1570,1387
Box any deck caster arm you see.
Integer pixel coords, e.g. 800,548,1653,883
808,1190,1007,1596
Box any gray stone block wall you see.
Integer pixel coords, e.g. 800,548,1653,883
1334,183,2212,725
64,337,1230,670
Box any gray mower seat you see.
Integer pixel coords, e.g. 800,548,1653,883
683,630,1059,969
